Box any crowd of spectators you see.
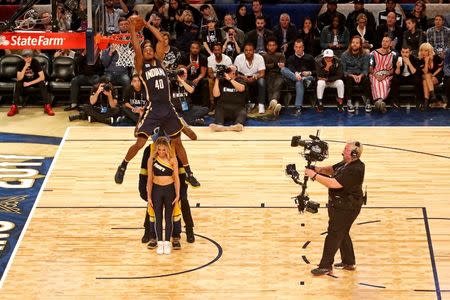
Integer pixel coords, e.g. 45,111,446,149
1,0,450,125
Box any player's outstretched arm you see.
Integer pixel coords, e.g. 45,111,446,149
129,21,143,75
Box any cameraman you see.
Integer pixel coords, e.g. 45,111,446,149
304,141,365,276
171,68,209,126
209,65,247,132
82,76,120,125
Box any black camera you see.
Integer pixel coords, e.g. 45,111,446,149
167,69,185,81
68,110,87,122
216,64,232,79
103,83,112,92
291,134,328,162
286,130,328,213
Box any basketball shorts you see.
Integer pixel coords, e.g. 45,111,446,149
136,106,184,138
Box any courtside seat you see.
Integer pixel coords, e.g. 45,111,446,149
0,54,23,99
50,56,75,103
19,54,51,105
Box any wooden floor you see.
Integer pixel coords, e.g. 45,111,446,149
0,109,449,299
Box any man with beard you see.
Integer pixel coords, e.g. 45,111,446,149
179,41,209,107
341,36,370,113
245,16,274,55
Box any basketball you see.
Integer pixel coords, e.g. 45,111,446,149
128,15,145,32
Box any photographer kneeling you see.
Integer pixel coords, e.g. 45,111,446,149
70,76,120,125
209,65,247,132
304,141,365,276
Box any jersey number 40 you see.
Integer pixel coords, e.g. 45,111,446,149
155,79,165,90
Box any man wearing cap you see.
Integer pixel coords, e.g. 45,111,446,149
7,50,54,117
346,0,376,34
200,17,223,56
317,0,346,32
315,49,345,112
378,0,402,28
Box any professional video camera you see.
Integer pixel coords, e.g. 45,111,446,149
167,69,185,81
285,130,329,213
216,64,232,79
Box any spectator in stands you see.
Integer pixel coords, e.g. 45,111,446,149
171,68,209,126
54,49,76,59
201,18,223,56
210,65,247,132
199,4,216,29
245,16,274,55
56,3,71,31
83,76,120,125
418,42,444,109
234,42,266,113
208,42,233,111
101,18,132,93
375,12,403,52
104,0,129,35
149,0,169,21
175,10,200,53
235,4,253,34
280,39,316,114
320,15,350,57
121,74,147,125
167,0,185,35
369,34,397,113
379,0,402,27
316,49,345,113
144,13,164,49
248,0,271,31
405,0,428,31
297,17,321,57
403,17,424,56
273,13,297,58
65,49,102,111
7,50,54,117
391,45,422,109
426,15,450,57
346,0,376,34
71,0,88,31
262,38,285,115
159,32,182,69
341,36,370,113
221,14,245,48
179,41,209,107
222,27,242,60
317,0,346,32
35,12,52,31
350,14,375,53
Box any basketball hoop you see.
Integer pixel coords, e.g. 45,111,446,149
95,33,144,67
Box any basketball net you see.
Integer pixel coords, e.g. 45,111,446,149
96,33,143,68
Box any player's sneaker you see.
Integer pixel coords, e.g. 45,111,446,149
114,165,126,184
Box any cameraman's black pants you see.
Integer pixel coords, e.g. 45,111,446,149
215,105,247,125
82,104,120,125
121,107,140,125
143,174,194,239
319,205,361,269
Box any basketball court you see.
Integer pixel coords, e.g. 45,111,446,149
1,121,449,299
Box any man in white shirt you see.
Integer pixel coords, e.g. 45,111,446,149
234,42,266,113
207,42,233,111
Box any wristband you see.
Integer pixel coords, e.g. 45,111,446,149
311,173,318,181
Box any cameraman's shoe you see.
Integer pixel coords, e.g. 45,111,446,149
185,173,200,188
334,262,356,270
114,165,126,184
64,104,78,111
311,267,332,276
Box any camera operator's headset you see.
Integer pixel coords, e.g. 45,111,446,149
350,141,363,159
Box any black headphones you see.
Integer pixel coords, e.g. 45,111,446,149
351,141,361,158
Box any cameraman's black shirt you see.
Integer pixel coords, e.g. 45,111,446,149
90,83,119,109
217,78,246,109
329,159,365,207
170,79,193,113
122,86,147,108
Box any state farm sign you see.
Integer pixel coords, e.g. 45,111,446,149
0,31,86,50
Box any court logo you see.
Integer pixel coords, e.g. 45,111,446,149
0,132,61,287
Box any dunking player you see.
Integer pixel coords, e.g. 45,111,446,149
114,17,200,187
